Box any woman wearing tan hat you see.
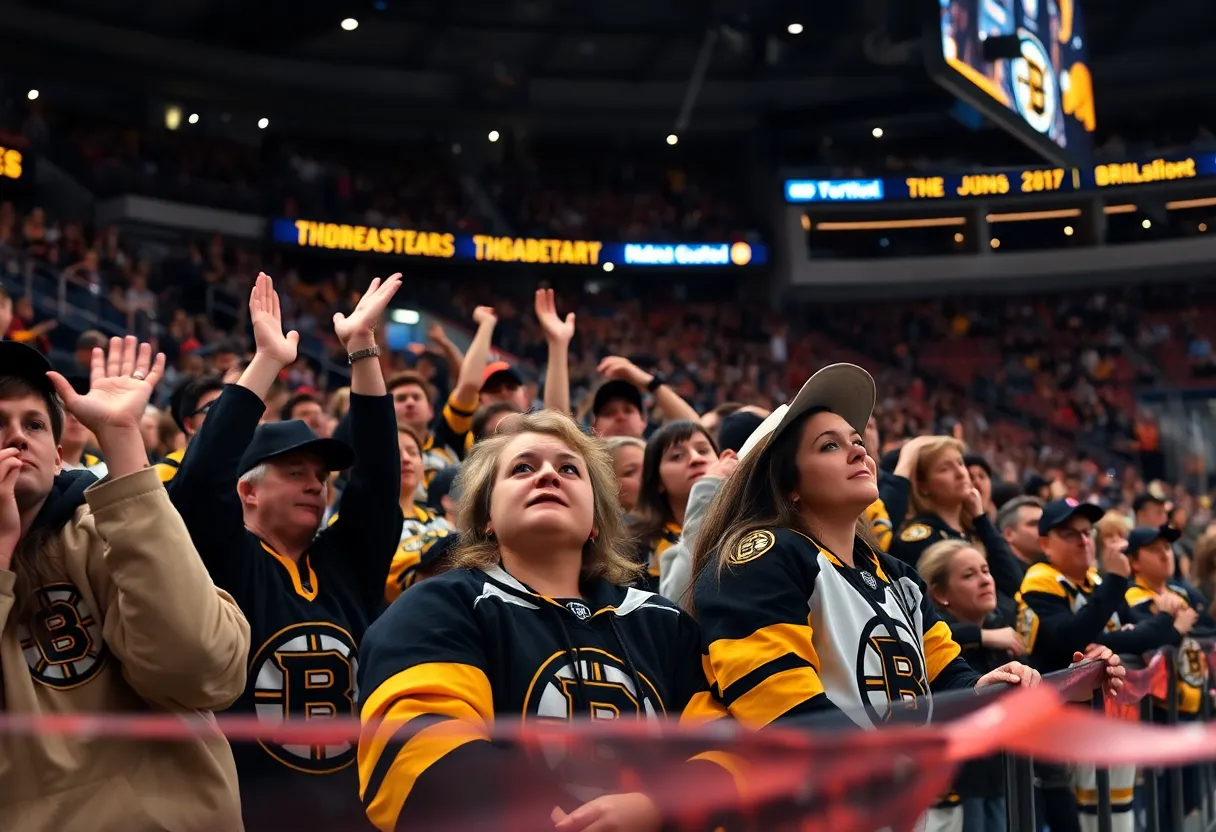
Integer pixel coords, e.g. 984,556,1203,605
685,364,1125,825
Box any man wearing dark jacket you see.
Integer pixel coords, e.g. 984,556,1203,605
168,272,404,828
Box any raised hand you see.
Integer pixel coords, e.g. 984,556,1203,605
0,447,22,568
535,288,575,345
472,305,498,328
334,273,402,349
47,336,165,435
597,355,652,389
249,272,299,366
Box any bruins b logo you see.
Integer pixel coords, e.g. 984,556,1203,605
524,648,663,722
251,622,359,774
855,616,929,726
1179,637,1208,688
19,583,107,690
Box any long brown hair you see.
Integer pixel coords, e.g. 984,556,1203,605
631,420,718,547
683,408,876,616
449,410,643,586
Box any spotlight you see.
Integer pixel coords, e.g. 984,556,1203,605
990,238,1000,249
603,262,615,272
872,127,884,138
188,113,200,124
953,232,964,243
341,18,359,31
258,118,269,129
666,134,678,146
1141,218,1151,229
787,23,804,35
27,90,39,101
1064,225,1074,236
488,130,500,142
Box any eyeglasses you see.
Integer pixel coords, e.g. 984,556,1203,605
190,400,216,419
1052,527,1093,546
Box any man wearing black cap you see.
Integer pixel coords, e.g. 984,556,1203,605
167,272,404,826
154,374,224,483
1019,500,1176,832
591,355,698,439
1124,524,1214,830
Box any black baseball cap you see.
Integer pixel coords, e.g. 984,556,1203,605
1126,524,1181,558
481,361,524,391
717,411,764,455
592,380,644,416
426,464,462,511
1038,498,1105,536
963,453,992,477
0,339,56,397
169,375,225,433
0,341,64,441
1132,492,1166,513
238,420,355,476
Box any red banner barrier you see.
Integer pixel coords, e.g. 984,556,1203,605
2,652,1213,831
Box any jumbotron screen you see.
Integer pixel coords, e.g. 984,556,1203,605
931,0,1095,168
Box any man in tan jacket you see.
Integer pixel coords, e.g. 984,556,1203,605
0,336,250,832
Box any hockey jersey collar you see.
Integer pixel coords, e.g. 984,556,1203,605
480,564,665,619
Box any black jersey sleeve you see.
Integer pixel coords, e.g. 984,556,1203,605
693,529,846,728
166,383,264,589
1018,567,1129,672
357,578,557,831
320,392,404,610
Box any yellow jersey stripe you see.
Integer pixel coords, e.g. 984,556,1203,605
679,691,731,726
727,665,826,729
360,662,494,725
362,719,485,832
707,621,819,692
922,620,963,683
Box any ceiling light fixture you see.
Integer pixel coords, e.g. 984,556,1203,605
341,18,359,31
787,23,804,35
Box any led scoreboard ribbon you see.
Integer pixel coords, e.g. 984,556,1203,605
784,152,1216,204
270,219,767,267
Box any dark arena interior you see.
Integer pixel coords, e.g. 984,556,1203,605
3,1,1216,831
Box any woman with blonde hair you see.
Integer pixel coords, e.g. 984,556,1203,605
357,410,736,832
888,436,1024,624
919,538,1023,832
604,435,645,513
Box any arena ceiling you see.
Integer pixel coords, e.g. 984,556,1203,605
1,0,1212,145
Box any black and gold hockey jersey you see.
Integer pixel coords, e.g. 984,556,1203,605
168,384,404,825
420,391,478,489
864,499,893,551
1125,577,1212,715
357,565,737,831
1018,564,1177,674
694,528,979,730
635,521,681,594
153,447,185,483
384,505,455,602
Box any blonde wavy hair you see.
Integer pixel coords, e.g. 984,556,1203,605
450,410,643,586
907,436,979,527
917,539,981,600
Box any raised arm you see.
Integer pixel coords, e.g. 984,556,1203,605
48,337,249,710
324,275,404,607
597,356,700,425
535,288,574,414
163,274,294,586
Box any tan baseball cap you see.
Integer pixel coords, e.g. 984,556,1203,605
738,364,875,460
